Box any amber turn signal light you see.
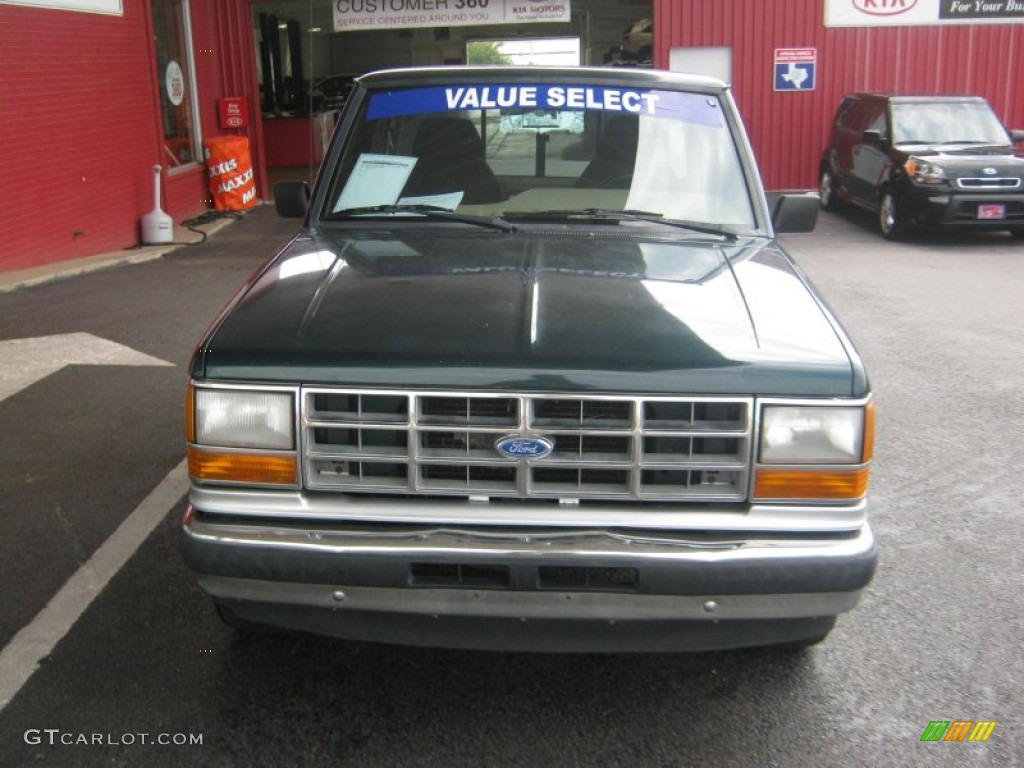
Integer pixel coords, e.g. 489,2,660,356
187,447,297,485
861,401,875,463
184,382,195,444
753,467,869,501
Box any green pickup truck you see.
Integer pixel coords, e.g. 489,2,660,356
181,66,876,652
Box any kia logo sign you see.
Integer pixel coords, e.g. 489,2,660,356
853,0,918,15
495,436,554,460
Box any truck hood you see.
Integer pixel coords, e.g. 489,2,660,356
198,227,863,396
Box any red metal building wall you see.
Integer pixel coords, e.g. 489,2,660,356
209,0,269,202
173,0,268,219
0,2,159,270
654,0,1024,190
0,0,265,272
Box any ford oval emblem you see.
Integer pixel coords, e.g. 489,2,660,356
495,435,554,460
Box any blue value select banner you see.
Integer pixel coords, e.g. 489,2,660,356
367,85,725,128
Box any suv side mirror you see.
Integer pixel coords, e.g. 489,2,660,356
862,129,884,145
274,181,310,218
771,192,819,233
1010,129,1024,143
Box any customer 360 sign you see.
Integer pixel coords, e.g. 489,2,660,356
165,61,185,106
333,0,570,32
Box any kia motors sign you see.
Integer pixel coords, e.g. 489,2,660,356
826,0,1024,26
333,0,570,32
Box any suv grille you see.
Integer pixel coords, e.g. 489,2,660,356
955,177,1021,190
303,389,752,501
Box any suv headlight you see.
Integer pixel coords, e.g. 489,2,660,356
185,384,298,485
905,156,948,185
753,402,874,501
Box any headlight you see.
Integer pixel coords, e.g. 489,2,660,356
753,402,873,502
186,385,298,486
904,156,947,185
760,406,866,464
193,389,294,449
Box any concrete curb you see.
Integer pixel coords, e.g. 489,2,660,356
0,214,241,294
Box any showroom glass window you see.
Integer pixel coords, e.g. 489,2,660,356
152,0,202,171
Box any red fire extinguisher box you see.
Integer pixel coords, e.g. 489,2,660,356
218,97,248,129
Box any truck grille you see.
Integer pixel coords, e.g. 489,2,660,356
303,389,752,501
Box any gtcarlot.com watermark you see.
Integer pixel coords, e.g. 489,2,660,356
24,729,203,747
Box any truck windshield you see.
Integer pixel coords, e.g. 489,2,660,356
322,83,756,231
891,101,1012,146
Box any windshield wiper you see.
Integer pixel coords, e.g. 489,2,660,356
504,208,737,240
325,204,517,233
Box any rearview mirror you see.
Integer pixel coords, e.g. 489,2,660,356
274,181,310,219
771,192,819,233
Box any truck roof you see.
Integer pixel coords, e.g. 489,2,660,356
357,65,729,92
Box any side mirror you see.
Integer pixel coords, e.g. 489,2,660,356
274,181,310,218
862,129,884,145
1009,128,1024,143
771,192,819,233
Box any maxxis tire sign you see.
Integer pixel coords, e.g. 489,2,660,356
825,0,1024,26
333,0,570,32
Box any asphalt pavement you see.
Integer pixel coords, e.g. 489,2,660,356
0,203,1021,767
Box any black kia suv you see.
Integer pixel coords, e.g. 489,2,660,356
819,93,1024,240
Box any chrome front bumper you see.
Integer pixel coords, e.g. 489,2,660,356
181,501,877,651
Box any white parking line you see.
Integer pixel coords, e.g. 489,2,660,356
0,459,189,711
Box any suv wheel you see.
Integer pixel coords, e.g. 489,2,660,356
819,166,841,211
878,189,908,240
